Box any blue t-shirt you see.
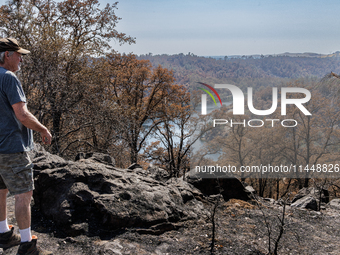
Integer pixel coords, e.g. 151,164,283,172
0,67,33,153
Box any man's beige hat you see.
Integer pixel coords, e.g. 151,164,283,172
0,38,30,55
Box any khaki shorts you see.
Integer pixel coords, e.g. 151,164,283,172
0,151,34,195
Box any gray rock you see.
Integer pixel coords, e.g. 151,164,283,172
263,198,276,204
127,163,142,170
292,187,329,204
327,199,340,210
147,166,171,182
97,239,154,255
291,195,318,211
31,148,208,236
28,143,68,171
75,152,115,166
186,173,250,201
245,185,256,194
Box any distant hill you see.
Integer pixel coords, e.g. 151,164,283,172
203,51,340,59
322,51,340,58
138,52,340,89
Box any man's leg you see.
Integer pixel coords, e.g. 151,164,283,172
13,183,52,254
0,189,21,249
0,189,10,233
15,190,33,242
0,189,8,222
14,186,52,254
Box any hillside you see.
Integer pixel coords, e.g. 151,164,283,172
2,146,340,255
138,53,340,89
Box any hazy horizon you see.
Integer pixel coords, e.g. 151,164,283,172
138,51,335,57
0,0,339,56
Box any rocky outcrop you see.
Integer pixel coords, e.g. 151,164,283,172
187,171,250,201
327,199,340,210
291,196,318,211
146,165,171,182
75,152,115,166
291,187,329,204
290,187,330,211
30,145,208,236
28,144,68,171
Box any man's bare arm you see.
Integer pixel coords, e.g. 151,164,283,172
12,102,52,145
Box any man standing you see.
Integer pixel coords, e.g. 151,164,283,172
0,38,52,254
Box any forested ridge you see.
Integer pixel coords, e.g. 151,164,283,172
139,53,340,89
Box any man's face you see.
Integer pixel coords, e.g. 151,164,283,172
6,51,22,72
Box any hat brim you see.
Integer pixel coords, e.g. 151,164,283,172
17,48,30,55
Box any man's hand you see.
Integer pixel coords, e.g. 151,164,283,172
40,129,52,145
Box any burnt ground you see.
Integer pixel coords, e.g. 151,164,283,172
1,196,340,255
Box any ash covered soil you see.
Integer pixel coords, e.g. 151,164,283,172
1,196,340,255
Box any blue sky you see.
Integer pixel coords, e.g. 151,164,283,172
1,0,339,56
112,0,340,56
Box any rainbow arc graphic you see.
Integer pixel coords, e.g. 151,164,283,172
198,82,222,114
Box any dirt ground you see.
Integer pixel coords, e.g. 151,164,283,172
1,196,340,255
